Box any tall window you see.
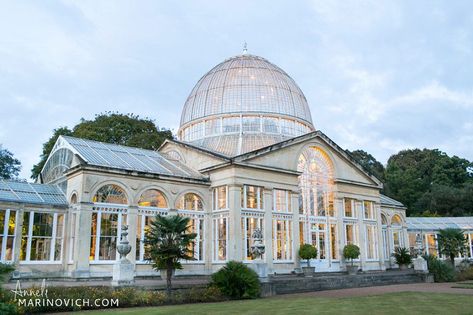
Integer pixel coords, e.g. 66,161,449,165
273,218,292,261
0,209,16,262
69,213,76,262
241,216,264,260
345,223,359,246
298,147,335,217
310,223,326,259
242,185,263,210
365,225,378,259
330,224,338,260
177,193,204,261
273,189,291,213
213,216,228,261
90,184,128,261
344,198,355,217
213,186,228,210
363,201,375,220
20,212,64,262
137,189,168,262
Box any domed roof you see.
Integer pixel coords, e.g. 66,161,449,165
177,53,315,156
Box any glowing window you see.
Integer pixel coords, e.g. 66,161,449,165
138,189,167,208
93,184,128,205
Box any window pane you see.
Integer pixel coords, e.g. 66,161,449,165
138,189,167,208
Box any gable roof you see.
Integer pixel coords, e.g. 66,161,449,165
380,194,405,208
0,179,67,207
45,136,207,181
160,138,231,161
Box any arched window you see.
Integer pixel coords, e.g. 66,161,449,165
92,184,128,205
381,214,388,225
391,214,402,226
176,193,203,211
70,193,78,204
138,189,168,208
298,146,334,217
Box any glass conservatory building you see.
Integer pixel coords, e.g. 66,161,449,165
0,52,471,279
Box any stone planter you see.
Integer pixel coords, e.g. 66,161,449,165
302,266,315,276
346,265,358,275
399,264,409,271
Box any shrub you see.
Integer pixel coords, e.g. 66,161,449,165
343,244,360,266
299,244,317,267
391,247,413,266
211,261,261,299
0,263,17,315
424,255,456,282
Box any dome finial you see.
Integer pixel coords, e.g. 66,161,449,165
242,42,248,55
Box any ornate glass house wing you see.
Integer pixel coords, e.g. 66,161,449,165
0,179,67,206
40,136,207,189
407,217,473,232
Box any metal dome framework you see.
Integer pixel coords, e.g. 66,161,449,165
178,54,315,156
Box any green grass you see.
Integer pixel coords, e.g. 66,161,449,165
80,292,473,315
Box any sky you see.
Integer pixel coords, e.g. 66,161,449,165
0,0,472,179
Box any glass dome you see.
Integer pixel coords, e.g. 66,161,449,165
178,53,315,156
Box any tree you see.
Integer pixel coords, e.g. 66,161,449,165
384,149,473,216
437,228,467,266
0,146,21,179
346,149,385,182
31,112,173,179
145,215,196,297
299,244,317,267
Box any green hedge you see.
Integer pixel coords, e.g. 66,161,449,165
2,286,226,314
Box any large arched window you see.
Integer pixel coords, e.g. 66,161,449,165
138,189,167,208
297,146,336,261
176,193,204,261
381,214,388,225
391,214,402,226
90,184,128,262
176,193,203,211
391,214,403,251
92,184,128,204
298,146,334,217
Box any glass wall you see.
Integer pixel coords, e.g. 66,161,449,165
213,216,228,262
90,184,128,262
176,193,204,261
241,215,264,261
213,186,228,210
20,211,64,262
273,218,292,261
0,209,16,262
365,225,378,260
242,185,263,210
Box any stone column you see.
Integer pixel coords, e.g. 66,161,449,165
291,191,300,270
72,203,92,278
335,198,345,270
376,203,386,270
227,185,242,261
357,201,367,270
127,205,138,264
13,206,24,264
263,188,273,273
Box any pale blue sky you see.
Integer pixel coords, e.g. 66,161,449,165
0,0,472,179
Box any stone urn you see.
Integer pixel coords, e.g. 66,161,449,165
399,264,409,271
346,265,358,275
302,266,315,276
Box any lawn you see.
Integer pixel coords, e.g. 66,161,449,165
81,292,473,315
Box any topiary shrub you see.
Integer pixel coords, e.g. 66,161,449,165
343,244,360,266
391,247,413,266
211,261,261,299
424,255,455,282
299,244,317,267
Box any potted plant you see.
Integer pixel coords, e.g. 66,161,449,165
299,244,318,276
343,244,360,275
391,247,412,270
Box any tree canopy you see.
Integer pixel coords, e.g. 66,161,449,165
346,149,385,182
31,112,173,179
0,145,21,179
384,149,473,216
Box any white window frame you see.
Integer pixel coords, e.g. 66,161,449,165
363,200,376,221
364,224,378,261
272,217,293,262
242,214,264,262
242,185,264,211
0,209,17,262
273,189,290,213
213,215,228,262
343,198,355,218
90,206,127,263
20,211,64,264
213,186,229,211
